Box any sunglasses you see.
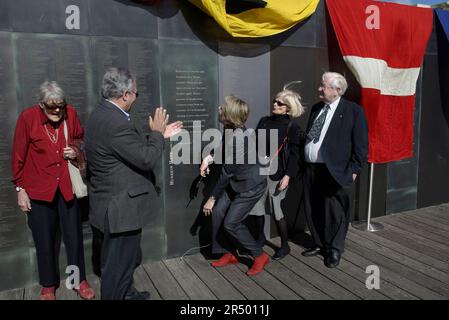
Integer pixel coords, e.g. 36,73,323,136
273,99,288,107
42,102,67,110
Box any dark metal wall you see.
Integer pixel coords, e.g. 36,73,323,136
0,0,448,291
418,18,449,208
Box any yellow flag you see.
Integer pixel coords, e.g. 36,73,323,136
188,0,320,38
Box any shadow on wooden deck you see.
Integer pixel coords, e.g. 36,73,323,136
1,204,449,300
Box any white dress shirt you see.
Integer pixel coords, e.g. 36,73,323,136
107,99,131,120
304,97,341,163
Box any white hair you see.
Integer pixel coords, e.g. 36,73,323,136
38,81,65,103
323,72,348,95
101,67,135,99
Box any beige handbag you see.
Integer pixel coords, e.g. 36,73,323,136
64,120,88,198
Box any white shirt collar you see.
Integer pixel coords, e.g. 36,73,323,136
326,96,341,112
106,99,130,119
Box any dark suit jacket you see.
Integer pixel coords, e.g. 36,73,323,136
211,127,266,199
306,98,368,187
85,99,164,233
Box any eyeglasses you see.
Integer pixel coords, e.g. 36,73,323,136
42,101,67,110
320,83,334,90
130,90,139,98
273,99,288,107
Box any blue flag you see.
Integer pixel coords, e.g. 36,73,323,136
436,9,449,41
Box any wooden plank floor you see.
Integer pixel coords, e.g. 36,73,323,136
1,203,449,300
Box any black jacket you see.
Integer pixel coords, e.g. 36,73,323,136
305,98,368,187
85,99,164,233
211,127,266,199
256,114,304,180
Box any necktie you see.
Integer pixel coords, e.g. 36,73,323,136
308,104,330,143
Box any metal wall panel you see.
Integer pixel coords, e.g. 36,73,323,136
417,50,449,207
218,42,270,130
13,34,92,121
9,0,90,35
0,1,11,31
159,39,218,258
157,0,203,41
0,32,33,291
88,0,157,38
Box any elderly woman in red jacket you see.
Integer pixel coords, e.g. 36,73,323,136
11,81,94,300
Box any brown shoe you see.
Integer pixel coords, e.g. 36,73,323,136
246,252,269,276
40,286,56,300
74,280,95,300
211,253,239,267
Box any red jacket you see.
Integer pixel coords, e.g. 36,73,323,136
11,105,84,202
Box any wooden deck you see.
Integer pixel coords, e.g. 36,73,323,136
1,204,449,300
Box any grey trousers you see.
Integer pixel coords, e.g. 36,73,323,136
212,181,267,257
249,177,287,221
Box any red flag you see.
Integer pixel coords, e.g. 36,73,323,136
326,0,433,163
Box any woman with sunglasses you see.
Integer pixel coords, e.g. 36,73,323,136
250,82,306,260
11,81,94,300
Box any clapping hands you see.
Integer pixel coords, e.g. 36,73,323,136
149,107,183,138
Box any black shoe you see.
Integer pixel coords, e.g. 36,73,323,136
301,247,321,257
124,290,150,300
272,245,290,261
324,250,341,268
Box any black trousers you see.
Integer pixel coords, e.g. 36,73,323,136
100,214,142,300
212,181,266,257
303,164,353,254
28,190,86,287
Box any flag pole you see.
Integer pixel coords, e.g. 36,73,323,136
352,163,384,232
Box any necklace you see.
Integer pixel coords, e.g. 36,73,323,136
44,124,59,144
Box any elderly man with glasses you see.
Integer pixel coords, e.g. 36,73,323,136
301,72,368,268
85,67,182,300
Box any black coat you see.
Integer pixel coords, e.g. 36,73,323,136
85,99,164,233
211,127,266,199
256,114,304,180
305,98,368,187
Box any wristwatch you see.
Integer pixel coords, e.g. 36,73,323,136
15,186,24,192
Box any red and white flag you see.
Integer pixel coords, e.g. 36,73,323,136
326,0,433,163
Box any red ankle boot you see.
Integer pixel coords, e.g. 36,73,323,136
74,280,95,300
246,252,269,276
211,253,239,267
40,286,56,300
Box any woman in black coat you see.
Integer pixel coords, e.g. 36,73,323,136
251,82,306,260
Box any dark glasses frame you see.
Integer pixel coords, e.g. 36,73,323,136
129,90,139,98
42,101,67,110
273,99,288,107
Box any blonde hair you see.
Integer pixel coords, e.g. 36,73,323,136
220,95,249,128
275,81,305,118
